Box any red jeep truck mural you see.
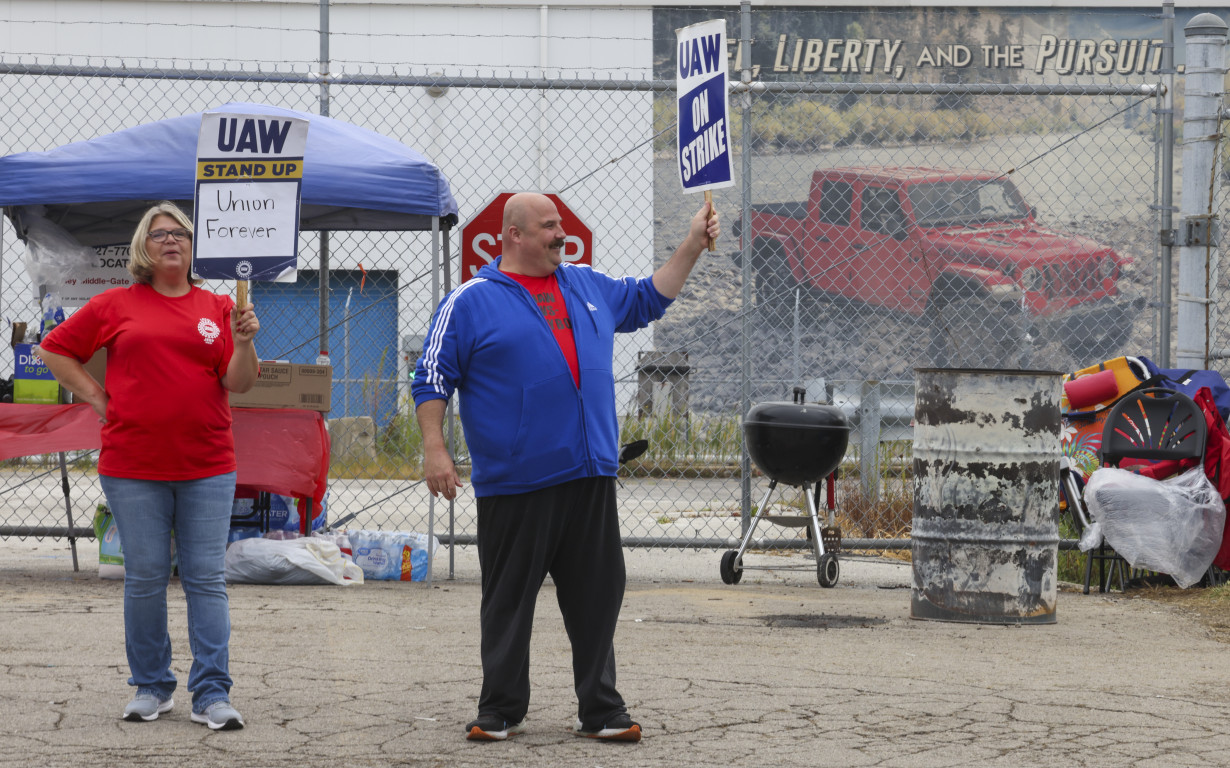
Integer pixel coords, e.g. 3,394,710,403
733,166,1142,367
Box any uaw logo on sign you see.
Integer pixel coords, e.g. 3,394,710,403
675,19,734,194
192,111,308,283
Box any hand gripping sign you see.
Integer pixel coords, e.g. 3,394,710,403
676,19,733,251
193,111,309,305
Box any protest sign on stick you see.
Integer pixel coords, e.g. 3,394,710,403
676,18,734,251
193,111,309,306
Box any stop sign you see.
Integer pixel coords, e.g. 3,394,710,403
460,192,593,282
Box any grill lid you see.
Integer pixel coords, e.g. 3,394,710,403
743,387,852,485
743,387,852,431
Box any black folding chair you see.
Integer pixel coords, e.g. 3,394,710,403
1087,388,1210,590
1100,388,1207,469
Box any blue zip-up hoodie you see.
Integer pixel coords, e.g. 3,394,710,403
412,258,673,497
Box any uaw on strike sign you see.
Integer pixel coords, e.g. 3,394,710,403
192,111,309,282
676,20,734,193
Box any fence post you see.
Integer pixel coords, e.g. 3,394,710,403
738,0,754,533
860,380,881,502
1176,13,1227,369
1157,0,1176,367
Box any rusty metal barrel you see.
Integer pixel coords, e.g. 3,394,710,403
911,368,1062,624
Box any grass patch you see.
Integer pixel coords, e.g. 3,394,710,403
619,411,743,472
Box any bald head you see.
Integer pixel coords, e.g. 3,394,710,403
502,192,553,231
500,193,567,277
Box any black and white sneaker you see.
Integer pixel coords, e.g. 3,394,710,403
465,715,526,741
574,713,642,742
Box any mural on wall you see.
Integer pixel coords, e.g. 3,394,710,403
652,7,1229,82
647,6,1230,402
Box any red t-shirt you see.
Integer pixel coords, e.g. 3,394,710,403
39,283,238,480
503,270,580,387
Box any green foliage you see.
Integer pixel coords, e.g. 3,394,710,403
751,110,786,148
330,394,469,481
619,411,743,475
1012,114,1051,135
378,397,425,467
778,102,849,148
652,96,676,151
1056,514,1085,584
881,107,921,144
918,109,968,141
653,93,1099,155
960,109,999,139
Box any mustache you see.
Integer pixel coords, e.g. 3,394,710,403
550,238,566,249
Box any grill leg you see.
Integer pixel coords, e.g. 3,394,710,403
804,481,826,561
733,480,777,561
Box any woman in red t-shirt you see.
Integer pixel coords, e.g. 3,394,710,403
39,201,259,731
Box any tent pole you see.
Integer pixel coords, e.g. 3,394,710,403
318,233,330,364
58,452,79,571
1,213,5,320
425,216,439,587
443,223,455,581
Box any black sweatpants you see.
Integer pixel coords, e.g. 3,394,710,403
475,476,627,728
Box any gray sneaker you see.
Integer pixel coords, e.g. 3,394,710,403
122,693,173,722
190,700,245,731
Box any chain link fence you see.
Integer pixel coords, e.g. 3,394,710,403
0,5,1173,576
1215,126,1230,378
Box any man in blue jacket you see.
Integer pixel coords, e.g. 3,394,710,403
413,192,719,743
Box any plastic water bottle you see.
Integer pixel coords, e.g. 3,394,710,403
39,292,65,341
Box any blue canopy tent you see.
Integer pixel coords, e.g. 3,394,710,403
0,101,458,244
0,100,459,419
0,103,459,577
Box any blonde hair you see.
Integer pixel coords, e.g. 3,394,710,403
128,202,201,286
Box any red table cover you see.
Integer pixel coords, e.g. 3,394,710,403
0,403,329,507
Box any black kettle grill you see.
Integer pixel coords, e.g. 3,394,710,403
722,386,852,587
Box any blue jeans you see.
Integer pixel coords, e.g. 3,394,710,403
100,472,236,712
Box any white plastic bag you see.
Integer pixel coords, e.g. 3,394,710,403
309,530,353,558
1077,520,1104,553
224,537,364,586
1083,465,1226,588
23,209,97,291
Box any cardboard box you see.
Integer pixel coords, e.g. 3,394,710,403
13,343,62,404
82,348,107,384
229,362,332,412
66,349,107,405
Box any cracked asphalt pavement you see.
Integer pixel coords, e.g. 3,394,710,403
3,538,1229,768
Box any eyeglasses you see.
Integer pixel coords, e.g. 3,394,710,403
148,228,192,243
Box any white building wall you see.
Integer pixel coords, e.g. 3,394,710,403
1,1,658,409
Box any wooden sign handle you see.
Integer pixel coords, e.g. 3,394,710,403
704,191,716,252
237,280,249,311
